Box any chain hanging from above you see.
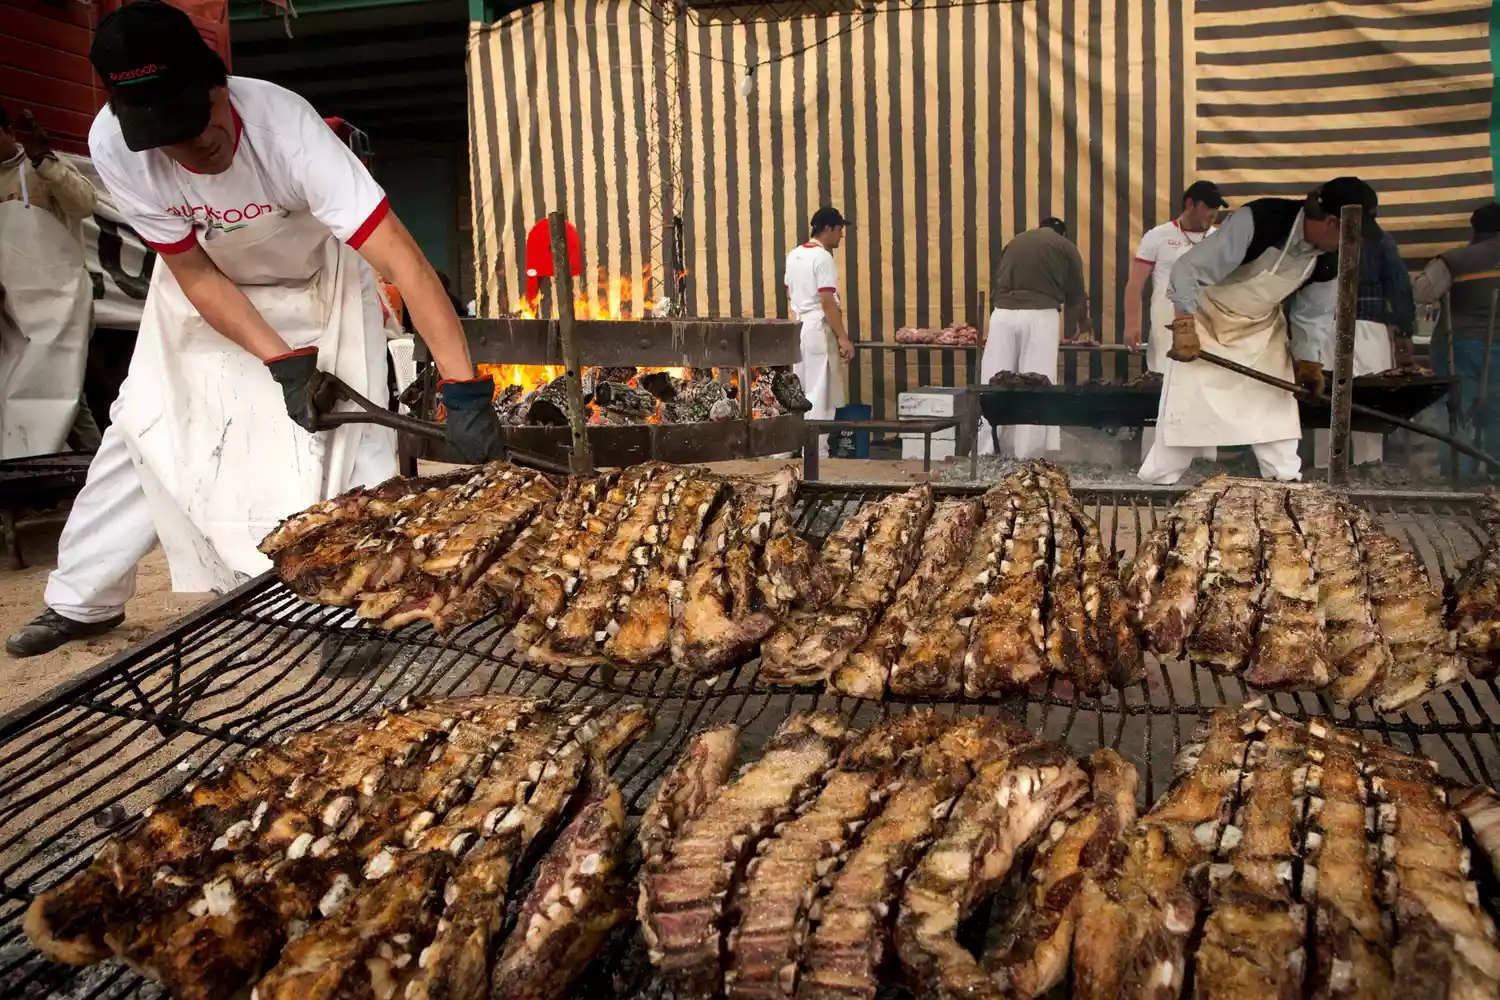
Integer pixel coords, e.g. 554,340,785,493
642,0,690,317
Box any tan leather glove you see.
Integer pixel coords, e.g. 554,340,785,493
1166,315,1200,362
1294,360,1326,396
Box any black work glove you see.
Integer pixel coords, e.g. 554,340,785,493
439,375,503,464
266,347,324,432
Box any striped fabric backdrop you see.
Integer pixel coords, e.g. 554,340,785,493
468,0,1493,417
1195,0,1493,265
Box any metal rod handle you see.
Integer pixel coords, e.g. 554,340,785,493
1326,203,1362,486
549,209,594,476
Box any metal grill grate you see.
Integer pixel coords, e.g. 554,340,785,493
1,483,1498,998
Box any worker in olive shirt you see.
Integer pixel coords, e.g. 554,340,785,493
7,0,502,657
980,218,1093,458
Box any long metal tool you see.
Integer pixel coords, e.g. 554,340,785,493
1326,203,1362,486
1191,348,1500,470
549,209,595,475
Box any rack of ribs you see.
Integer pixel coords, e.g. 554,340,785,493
1287,489,1391,704
1191,716,1310,999
833,499,983,699
672,471,799,677
1186,485,1264,675
760,486,934,687
965,471,1052,696
1072,708,1256,1000
982,748,1139,998
1353,507,1464,712
725,713,951,999
605,472,728,666
1451,490,1500,678
894,741,1089,999
889,487,1016,698
640,714,848,999
528,468,687,668
794,717,1024,1000
1140,477,1228,657
1244,488,1333,691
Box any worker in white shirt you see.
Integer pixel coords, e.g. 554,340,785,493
7,0,500,657
1123,181,1227,372
1123,180,1225,460
0,105,100,459
784,206,854,452
1137,178,1376,486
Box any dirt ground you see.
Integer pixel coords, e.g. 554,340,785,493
0,521,211,718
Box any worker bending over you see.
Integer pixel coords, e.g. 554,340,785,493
1138,177,1377,486
8,0,501,657
981,218,1092,458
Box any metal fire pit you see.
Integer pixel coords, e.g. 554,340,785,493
404,317,806,468
2,483,1498,998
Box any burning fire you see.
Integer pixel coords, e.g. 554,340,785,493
479,363,565,392
511,265,661,321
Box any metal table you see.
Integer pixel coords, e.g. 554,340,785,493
801,416,959,479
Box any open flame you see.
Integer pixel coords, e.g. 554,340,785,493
511,265,660,321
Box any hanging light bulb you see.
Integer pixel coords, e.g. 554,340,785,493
739,74,755,97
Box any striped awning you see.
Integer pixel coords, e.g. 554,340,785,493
467,0,1493,417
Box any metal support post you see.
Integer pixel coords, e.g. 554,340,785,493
1326,204,1362,486
549,210,594,475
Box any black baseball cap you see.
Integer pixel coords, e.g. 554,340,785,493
1183,180,1228,209
1039,217,1067,236
1315,176,1380,237
90,1,226,152
810,206,850,233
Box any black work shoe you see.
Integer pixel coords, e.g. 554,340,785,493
5,608,125,658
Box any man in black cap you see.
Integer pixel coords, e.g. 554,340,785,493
784,206,853,442
8,0,502,657
981,217,1093,458
1138,176,1378,485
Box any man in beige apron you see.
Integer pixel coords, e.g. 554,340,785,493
1138,178,1379,485
8,1,503,657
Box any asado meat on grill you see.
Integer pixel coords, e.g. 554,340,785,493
1450,489,1500,678
25,696,649,1000
1075,704,1500,1000
1128,479,1465,710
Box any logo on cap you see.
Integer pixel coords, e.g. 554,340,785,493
110,64,168,84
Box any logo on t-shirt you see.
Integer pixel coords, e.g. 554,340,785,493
166,200,281,233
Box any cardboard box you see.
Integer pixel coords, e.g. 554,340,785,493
898,386,966,418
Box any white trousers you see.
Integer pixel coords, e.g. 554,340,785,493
46,377,397,624
45,417,158,623
1313,318,1393,467
1138,436,1302,486
978,308,1061,458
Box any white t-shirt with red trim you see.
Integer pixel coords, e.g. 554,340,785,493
784,240,839,324
1134,219,1215,293
88,76,388,255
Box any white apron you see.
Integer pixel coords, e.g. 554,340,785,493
113,210,396,593
0,162,91,458
1147,285,1175,375
1157,226,1318,449
794,313,847,420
